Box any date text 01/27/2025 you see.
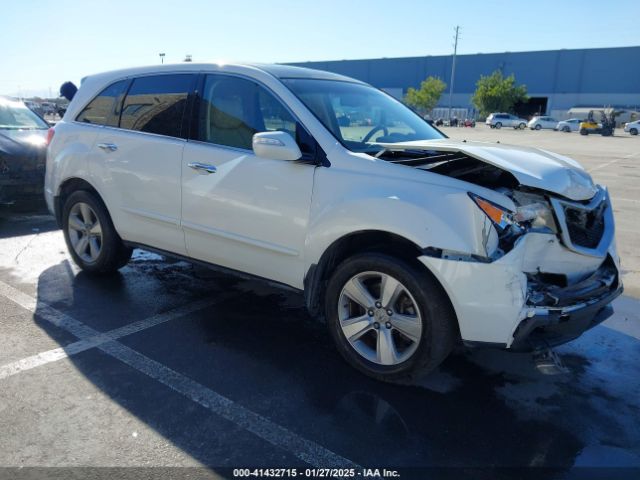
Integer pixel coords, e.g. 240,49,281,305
232,468,400,478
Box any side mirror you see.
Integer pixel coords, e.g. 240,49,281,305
252,131,301,161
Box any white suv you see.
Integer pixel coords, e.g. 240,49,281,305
486,113,527,129
46,63,622,382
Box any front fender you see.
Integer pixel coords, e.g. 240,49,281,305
304,166,498,269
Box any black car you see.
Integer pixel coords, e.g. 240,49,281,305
0,97,49,207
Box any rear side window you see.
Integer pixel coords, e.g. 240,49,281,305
76,80,128,126
120,74,192,138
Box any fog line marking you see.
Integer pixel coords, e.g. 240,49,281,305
0,280,360,469
0,297,217,380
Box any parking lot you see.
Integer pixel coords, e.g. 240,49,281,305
1,126,639,478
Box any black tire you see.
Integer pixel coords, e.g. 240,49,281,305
535,124,542,130
630,128,638,136
494,122,502,129
62,190,132,274
580,128,588,135
324,253,457,383
563,126,571,133
519,123,526,129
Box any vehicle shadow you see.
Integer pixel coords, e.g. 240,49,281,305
29,257,640,477
0,211,57,239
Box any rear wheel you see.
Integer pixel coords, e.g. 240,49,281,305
519,123,526,129
62,190,132,274
325,253,457,383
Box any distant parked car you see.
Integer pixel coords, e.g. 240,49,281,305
556,118,583,133
528,116,558,130
0,97,49,207
485,113,527,129
23,100,44,117
624,120,639,135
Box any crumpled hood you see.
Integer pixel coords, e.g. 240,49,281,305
378,139,598,201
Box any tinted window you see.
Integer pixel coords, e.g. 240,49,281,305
76,80,128,126
120,74,192,137
198,75,297,150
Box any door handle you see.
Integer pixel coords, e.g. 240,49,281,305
188,162,217,174
97,143,118,152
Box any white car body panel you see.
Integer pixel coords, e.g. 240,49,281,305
624,120,639,134
181,141,314,288
556,118,582,132
528,117,559,130
376,139,597,201
420,232,611,345
90,127,187,255
45,62,621,350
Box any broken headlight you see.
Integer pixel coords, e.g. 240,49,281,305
469,191,557,256
469,193,516,229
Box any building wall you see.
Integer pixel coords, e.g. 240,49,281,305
288,46,640,114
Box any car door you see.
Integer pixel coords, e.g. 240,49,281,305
91,73,195,255
181,74,316,288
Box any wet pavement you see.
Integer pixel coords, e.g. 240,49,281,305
1,212,639,479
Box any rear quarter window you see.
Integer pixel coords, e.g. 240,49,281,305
76,80,128,126
119,74,193,138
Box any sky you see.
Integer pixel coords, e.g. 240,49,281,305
1,0,638,98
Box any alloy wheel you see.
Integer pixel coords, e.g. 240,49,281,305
338,271,423,366
68,202,103,263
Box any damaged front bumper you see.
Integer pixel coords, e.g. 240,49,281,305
419,229,622,351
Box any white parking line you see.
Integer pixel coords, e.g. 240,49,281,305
0,297,218,380
588,152,639,173
0,280,360,469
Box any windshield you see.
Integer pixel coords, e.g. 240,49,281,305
0,100,49,130
282,79,444,153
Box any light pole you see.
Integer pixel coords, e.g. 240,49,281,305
448,26,460,121
159,53,165,64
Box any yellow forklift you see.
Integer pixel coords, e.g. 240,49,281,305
579,109,621,136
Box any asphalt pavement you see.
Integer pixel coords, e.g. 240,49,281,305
1,127,639,479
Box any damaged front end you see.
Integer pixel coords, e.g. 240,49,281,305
378,141,622,350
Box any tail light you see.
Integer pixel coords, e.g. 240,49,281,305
46,127,55,145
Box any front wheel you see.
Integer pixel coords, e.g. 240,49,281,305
325,253,457,383
580,128,588,135
534,124,542,130
62,190,132,274
630,128,638,136
494,122,502,129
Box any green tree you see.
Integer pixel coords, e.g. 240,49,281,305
471,70,528,117
404,76,447,114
